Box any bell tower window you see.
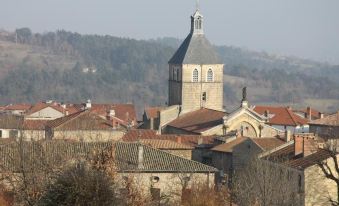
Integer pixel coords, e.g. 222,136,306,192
176,69,180,81
173,69,177,81
193,69,199,82
207,69,213,82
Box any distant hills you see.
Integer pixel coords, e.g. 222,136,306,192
0,28,338,116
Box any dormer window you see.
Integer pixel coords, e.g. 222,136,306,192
193,69,199,82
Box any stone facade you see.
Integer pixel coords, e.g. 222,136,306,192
46,129,124,142
304,161,338,206
169,64,224,114
116,172,215,204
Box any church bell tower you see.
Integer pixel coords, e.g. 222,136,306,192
168,8,224,114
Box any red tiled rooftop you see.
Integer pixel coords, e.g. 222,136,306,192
22,120,49,130
140,139,193,150
211,137,247,153
123,129,215,147
252,137,285,151
74,103,137,125
26,102,65,115
46,110,113,130
167,108,226,134
310,111,339,126
253,106,308,126
122,129,157,141
4,103,31,111
285,149,332,170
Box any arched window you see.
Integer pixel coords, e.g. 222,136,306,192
207,69,213,82
192,69,199,82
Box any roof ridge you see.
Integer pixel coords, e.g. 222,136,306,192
47,110,88,128
138,142,217,171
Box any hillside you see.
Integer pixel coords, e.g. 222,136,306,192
0,29,338,116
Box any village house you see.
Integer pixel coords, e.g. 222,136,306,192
210,136,286,182
45,110,126,142
0,114,48,141
253,105,310,133
260,133,337,206
294,106,324,121
0,141,217,205
122,129,215,160
309,111,339,139
0,103,31,115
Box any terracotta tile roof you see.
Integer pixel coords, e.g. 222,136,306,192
25,102,65,115
46,110,113,130
211,137,247,153
262,143,296,161
0,141,217,173
251,137,286,151
310,111,339,126
0,114,23,129
74,103,137,126
285,149,332,170
22,120,49,130
294,108,323,119
145,107,165,119
253,106,308,126
4,104,31,111
123,130,215,147
140,139,193,150
167,108,226,134
122,129,157,141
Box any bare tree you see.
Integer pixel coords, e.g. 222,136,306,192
231,157,302,206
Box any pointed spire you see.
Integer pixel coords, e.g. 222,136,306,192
196,0,200,11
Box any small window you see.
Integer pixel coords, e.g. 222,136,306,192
202,92,206,101
173,69,177,81
0,130,2,138
192,69,199,82
150,188,161,201
207,69,213,82
176,69,180,81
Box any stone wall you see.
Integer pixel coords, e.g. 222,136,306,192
116,172,215,204
51,130,125,142
304,160,338,206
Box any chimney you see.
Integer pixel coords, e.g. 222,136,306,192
85,99,92,110
138,144,144,169
306,107,312,120
287,106,292,110
176,136,182,144
285,130,292,142
294,135,304,156
319,112,324,119
197,137,203,145
107,109,115,120
294,134,317,157
65,110,69,116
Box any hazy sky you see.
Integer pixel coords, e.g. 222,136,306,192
1,0,339,64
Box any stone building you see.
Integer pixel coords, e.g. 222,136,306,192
168,8,224,114
45,110,126,142
0,141,217,205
